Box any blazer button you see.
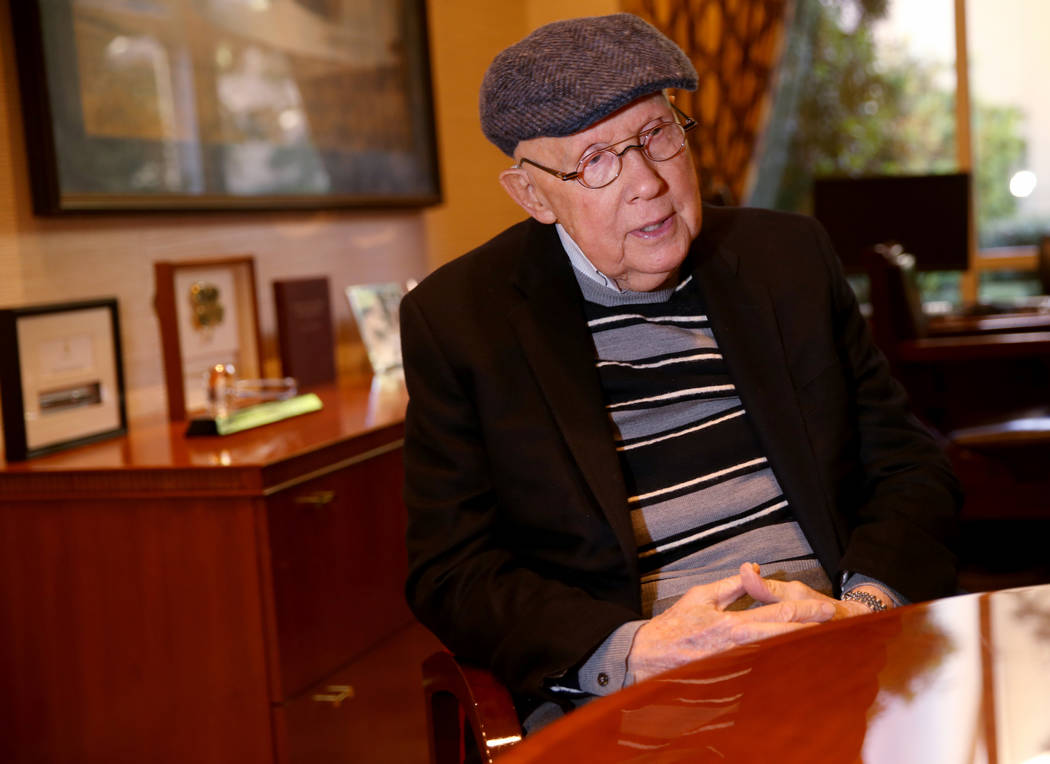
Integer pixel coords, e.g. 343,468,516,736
597,672,609,687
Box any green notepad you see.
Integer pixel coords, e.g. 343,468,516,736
185,393,323,437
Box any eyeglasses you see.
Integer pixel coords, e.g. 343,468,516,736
515,104,697,190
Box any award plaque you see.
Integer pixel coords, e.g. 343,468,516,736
154,256,262,421
273,277,337,387
0,298,127,460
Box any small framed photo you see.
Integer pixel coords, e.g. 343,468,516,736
0,298,127,461
154,256,263,421
345,283,405,375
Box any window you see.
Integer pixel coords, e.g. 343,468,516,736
967,0,1050,251
751,0,1049,304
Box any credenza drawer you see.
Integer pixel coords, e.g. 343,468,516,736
275,623,439,764
266,447,413,699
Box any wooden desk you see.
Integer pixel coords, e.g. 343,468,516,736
896,330,1050,362
926,309,1050,337
0,379,423,763
504,585,1050,763
884,314,1050,433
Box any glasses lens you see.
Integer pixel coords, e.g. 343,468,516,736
645,122,687,162
578,150,620,189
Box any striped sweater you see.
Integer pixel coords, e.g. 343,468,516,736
574,268,830,616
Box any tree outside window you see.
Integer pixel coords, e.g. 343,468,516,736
751,0,1048,304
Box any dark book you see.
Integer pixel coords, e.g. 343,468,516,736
273,277,336,388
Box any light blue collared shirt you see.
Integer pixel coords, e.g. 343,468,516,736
556,223,624,293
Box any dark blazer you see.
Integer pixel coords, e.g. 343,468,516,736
401,206,960,698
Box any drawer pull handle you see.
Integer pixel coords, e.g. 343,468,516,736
312,684,354,707
294,490,335,507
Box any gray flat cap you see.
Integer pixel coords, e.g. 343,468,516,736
480,14,698,156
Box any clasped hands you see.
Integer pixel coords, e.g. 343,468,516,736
627,562,885,684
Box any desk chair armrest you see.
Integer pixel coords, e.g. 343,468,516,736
422,650,522,763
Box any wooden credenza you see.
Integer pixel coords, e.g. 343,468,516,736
0,381,435,763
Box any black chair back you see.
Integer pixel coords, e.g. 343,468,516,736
863,243,928,354
1038,235,1050,295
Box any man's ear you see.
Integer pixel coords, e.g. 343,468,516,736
499,167,558,224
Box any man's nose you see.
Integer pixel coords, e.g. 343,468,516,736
621,146,664,201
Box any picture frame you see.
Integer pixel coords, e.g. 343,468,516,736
0,298,127,461
154,256,263,421
9,0,441,213
345,282,404,375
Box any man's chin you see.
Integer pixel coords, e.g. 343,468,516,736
630,248,689,283
622,266,682,292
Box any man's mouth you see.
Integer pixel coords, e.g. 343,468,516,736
633,215,673,237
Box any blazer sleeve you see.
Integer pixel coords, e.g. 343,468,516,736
399,289,639,698
810,218,962,600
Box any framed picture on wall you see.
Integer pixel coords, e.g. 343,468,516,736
0,298,127,461
154,256,263,421
9,0,441,213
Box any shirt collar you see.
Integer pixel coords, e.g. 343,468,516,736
555,223,624,294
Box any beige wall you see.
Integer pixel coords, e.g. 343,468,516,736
0,0,617,443
422,0,619,270
526,0,621,29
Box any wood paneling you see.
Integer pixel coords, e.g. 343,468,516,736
0,496,273,764
0,381,425,763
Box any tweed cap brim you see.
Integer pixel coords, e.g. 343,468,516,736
480,14,698,156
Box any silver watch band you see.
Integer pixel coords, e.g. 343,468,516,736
841,589,888,612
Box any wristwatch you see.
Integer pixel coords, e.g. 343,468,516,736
841,589,888,612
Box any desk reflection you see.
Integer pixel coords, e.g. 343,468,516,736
504,585,1050,764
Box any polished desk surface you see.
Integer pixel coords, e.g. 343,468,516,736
930,312,1050,335
0,376,408,494
505,585,1050,764
926,306,1050,336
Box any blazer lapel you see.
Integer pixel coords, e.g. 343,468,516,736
691,237,842,567
506,223,637,564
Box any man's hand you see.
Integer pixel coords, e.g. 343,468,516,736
738,563,893,620
627,563,836,684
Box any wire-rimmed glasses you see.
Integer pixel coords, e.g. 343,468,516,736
515,105,697,190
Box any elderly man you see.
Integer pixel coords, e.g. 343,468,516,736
400,13,959,728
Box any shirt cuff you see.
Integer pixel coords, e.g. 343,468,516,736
840,571,908,607
576,620,646,696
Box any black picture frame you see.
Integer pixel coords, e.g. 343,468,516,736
9,0,441,213
0,298,127,461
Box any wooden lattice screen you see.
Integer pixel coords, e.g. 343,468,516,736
623,0,790,204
